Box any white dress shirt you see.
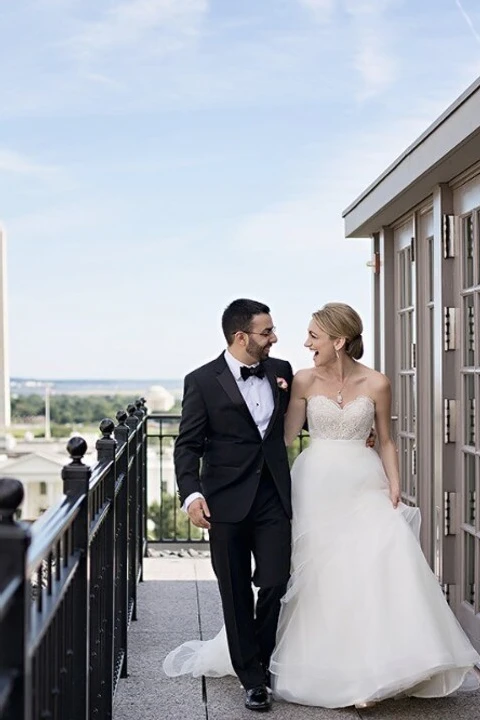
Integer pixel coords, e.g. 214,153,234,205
182,350,275,511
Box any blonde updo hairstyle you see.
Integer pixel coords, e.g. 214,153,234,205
312,303,364,360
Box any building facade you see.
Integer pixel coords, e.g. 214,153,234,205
0,452,65,521
343,77,480,652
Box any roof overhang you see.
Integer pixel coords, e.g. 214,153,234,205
343,76,480,238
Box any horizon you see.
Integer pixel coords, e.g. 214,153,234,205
11,376,183,382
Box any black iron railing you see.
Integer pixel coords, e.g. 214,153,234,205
146,413,205,543
0,400,148,720
146,413,310,543
0,400,310,718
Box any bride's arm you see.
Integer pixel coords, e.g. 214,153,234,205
284,371,308,446
374,376,401,508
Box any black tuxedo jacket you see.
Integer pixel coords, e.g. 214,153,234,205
174,353,294,522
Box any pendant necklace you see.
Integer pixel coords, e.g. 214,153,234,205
336,365,354,405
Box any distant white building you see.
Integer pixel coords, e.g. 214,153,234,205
147,385,175,412
0,437,175,518
0,452,65,521
146,444,176,505
0,435,98,520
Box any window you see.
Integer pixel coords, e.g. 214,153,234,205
40,482,47,495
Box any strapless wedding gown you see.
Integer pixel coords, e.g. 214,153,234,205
163,395,479,708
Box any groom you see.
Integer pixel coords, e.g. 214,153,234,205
174,298,293,712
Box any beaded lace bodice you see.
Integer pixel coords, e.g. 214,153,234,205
307,395,375,441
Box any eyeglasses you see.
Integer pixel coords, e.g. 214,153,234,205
243,327,277,338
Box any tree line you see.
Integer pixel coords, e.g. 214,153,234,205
11,393,139,425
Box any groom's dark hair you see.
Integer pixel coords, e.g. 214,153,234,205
222,298,270,345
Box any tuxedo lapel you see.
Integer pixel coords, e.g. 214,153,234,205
214,354,260,433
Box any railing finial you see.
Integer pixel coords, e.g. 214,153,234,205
66,436,88,464
0,477,24,524
97,418,117,462
134,398,147,418
114,409,129,445
62,437,91,495
115,410,128,426
99,418,115,438
126,403,139,431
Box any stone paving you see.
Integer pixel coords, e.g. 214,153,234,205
114,558,480,720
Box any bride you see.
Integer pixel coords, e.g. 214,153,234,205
164,302,479,708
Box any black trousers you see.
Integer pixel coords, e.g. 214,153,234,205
208,467,291,690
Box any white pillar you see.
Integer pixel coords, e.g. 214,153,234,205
45,384,51,441
0,227,10,454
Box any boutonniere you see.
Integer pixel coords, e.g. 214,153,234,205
276,377,288,391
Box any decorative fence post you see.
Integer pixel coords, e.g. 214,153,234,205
126,403,139,430
114,410,129,447
0,477,31,720
61,437,91,720
95,419,117,719
134,399,147,580
125,405,140,620
113,410,130,678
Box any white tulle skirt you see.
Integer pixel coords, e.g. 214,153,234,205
270,439,479,707
163,440,479,708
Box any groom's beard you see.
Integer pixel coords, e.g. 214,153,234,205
246,337,271,363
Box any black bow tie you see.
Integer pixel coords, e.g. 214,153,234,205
240,364,265,381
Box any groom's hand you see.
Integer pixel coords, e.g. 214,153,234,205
187,498,211,530
366,427,376,448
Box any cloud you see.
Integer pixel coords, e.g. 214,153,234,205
344,1,397,101
229,90,460,263
232,188,344,254
297,0,335,22
297,0,396,100
68,0,209,58
0,149,60,179
1,0,396,118
82,72,126,91
454,0,480,46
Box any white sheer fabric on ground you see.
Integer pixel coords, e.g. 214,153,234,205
163,625,234,678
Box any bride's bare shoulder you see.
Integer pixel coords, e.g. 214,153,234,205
294,368,315,382
292,368,315,394
358,364,391,395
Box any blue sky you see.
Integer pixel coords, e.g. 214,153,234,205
2,0,480,379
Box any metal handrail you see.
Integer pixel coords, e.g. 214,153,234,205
0,400,148,720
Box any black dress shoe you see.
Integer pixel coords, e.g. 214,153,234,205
245,685,272,711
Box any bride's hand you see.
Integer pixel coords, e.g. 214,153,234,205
390,484,401,509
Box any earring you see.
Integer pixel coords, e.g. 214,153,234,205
335,349,339,360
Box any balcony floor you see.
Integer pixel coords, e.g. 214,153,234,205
114,558,480,720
